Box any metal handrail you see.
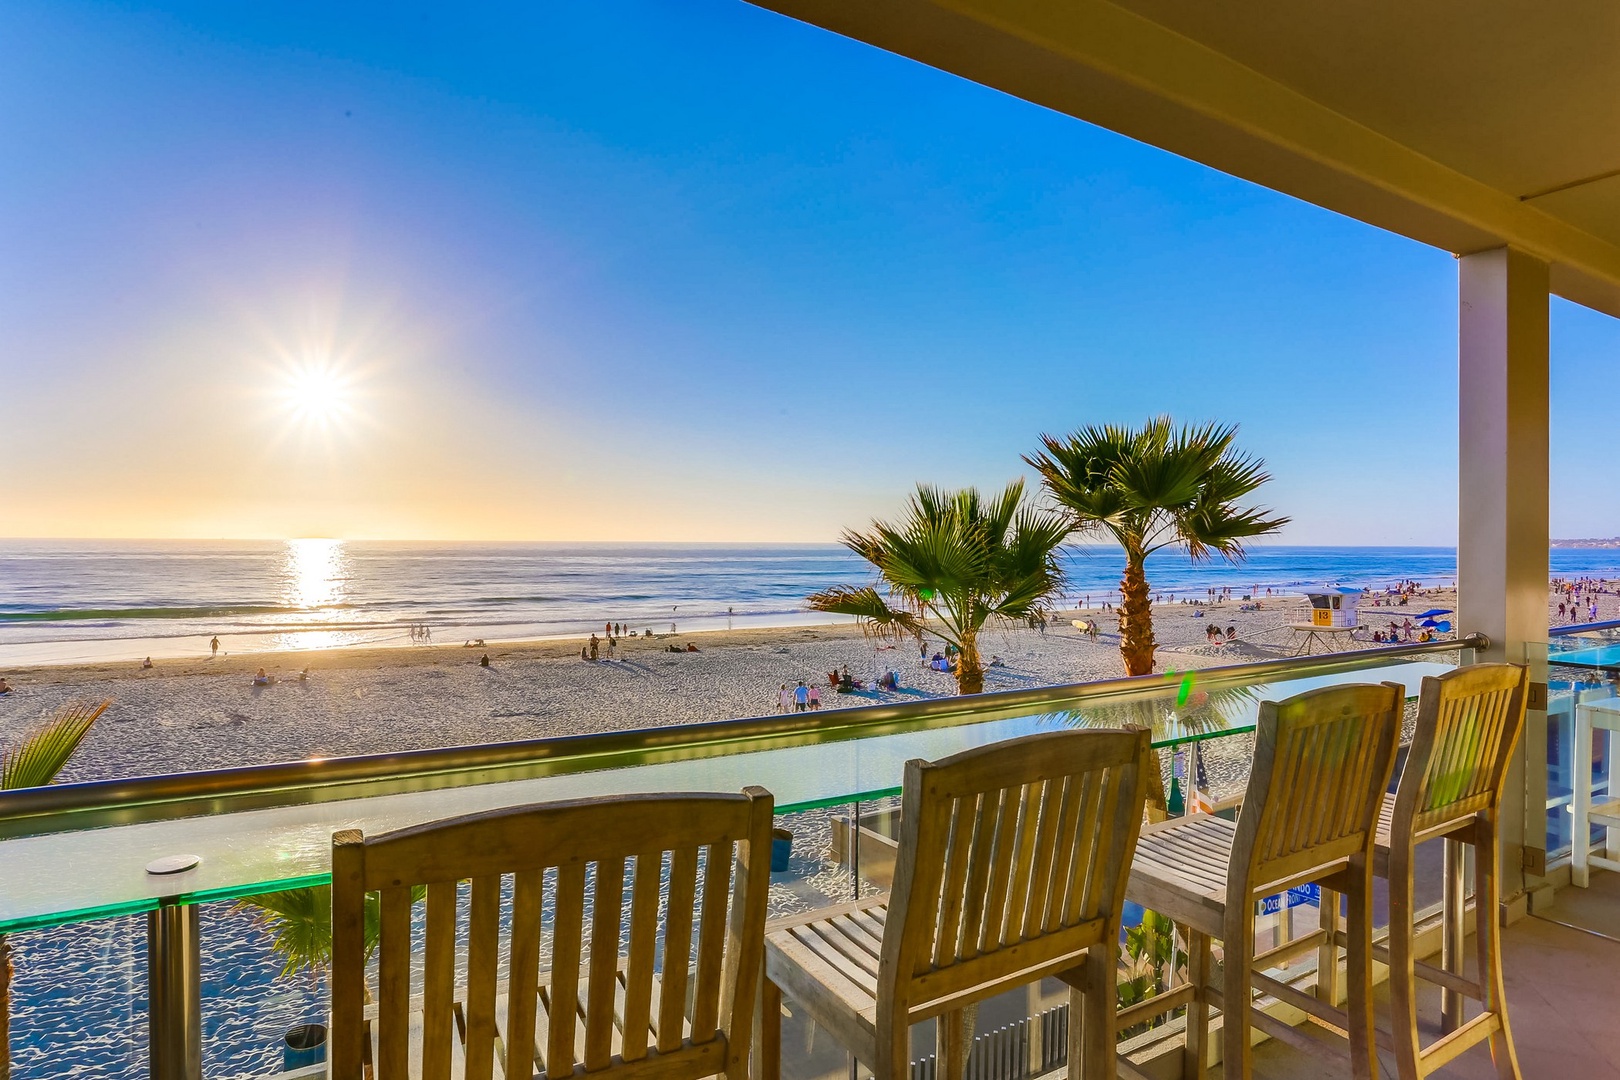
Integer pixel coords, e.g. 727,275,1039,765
1549,618,1620,637
0,634,1483,839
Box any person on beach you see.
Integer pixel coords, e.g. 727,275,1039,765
253,668,271,686
794,681,809,712
581,645,589,661
0,678,11,694
778,684,793,713
808,685,821,709
210,636,220,658
608,635,617,659
589,634,599,661
479,654,491,667
142,657,153,669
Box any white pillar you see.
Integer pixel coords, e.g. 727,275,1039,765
1458,246,1549,903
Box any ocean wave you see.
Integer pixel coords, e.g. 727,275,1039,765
0,603,353,623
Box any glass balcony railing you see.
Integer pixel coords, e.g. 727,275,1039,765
0,637,1474,1080
1539,622,1620,862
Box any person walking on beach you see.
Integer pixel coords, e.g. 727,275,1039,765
778,683,793,713
808,684,821,709
608,634,617,659
589,634,600,661
794,681,809,712
210,635,219,658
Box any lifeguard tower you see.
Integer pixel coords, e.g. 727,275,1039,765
1290,586,1362,654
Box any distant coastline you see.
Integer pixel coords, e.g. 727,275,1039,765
1552,538,1620,548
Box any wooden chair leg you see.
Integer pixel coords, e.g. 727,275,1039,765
1474,821,1522,1080
1386,845,1422,1080
1184,930,1210,1080
1081,941,1117,1080
939,1008,968,1080
1316,887,1340,1007
1344,859,1377,1080
1222,901,1255,1080
758,977,783,1080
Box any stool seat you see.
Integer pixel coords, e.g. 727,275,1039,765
1126,815,1236,934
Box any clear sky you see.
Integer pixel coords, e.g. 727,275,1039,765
4,1,1617,544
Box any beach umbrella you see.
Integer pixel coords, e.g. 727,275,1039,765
1409,608,1454,619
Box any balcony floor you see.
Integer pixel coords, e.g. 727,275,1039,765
1241,870,1620,1080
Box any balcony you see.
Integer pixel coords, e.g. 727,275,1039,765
6,635,1611,1080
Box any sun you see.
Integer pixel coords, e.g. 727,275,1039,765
279,359,355,427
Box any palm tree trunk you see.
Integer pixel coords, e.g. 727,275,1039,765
1,933,12,1080
1118,554,1157,676
955,631,985,695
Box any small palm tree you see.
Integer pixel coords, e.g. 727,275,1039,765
237,883,423,1004
0,700,110,1080
1027,418,1288,677
808,481,1069,694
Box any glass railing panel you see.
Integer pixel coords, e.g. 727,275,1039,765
0,655,1456,936
0,645,1467,1076
1540,634,1617,859
3,913,146,1080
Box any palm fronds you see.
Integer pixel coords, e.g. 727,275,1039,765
1,700,110,790
809,480,1069,693
237,883,426,980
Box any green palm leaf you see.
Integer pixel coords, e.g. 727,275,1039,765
809,479,1069,694
1027,417,1287,679
1,700,110,790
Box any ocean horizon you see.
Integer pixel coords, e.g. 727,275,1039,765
3,538,1618,667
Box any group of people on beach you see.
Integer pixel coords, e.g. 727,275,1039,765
778,681,821,712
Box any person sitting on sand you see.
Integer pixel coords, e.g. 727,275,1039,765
142,657,153,669
253,668,271,686
1226,626,1236,641
0,678,11,695
479,654,490,667
685,642,698,652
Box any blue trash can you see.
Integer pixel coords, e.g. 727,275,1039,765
284,1023,327,1071
770,828,793,872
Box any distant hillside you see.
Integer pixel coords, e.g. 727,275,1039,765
1552,538,1620,548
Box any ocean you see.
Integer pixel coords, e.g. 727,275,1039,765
4,539,1620,667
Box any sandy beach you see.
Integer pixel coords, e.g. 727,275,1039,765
0,585,1505,785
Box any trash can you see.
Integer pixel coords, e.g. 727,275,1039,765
284,1023,327,1071
770,828,793,872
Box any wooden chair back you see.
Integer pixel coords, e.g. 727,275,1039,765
880,728,1152,1024
329,787,775,1080
1393,663,1529,841
1234,683,1402,892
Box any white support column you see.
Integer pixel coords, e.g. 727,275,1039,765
1458,246,1550,906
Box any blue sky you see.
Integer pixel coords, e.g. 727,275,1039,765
3,0,1617,543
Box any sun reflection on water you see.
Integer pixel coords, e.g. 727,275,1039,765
283,538,347,610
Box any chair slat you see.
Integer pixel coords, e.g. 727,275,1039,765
585,856,627,1070
423,880,459,1080
378,885,414,1079
978,784,1022,953
548,862,587,1072
620,850,662,1061
691,842,733,1042
1019,777,1063,941
507,868,545,1079
465,874,503,1080
932,797,974,968
658,846,699,1052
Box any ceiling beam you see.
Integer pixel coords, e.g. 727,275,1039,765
749,0,1620,317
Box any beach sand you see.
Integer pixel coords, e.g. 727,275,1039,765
0,587,1488,785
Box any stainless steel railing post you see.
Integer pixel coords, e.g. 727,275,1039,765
147,900,201,1080
1439,838,1467,1033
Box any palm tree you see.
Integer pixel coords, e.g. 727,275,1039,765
1026,418,1288,677
807,481,1069,694
0,700,110,1080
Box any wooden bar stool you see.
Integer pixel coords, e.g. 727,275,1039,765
328,787,775,1080
1125,682,1402,1080
1377,663,1529,1080
760,728,1152,1080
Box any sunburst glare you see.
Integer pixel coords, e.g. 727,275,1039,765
278,358,356,428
